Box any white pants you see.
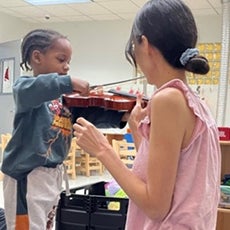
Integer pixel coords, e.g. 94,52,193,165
3,165,63,230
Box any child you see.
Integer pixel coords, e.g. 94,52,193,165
1,29,127,230
1,28,89,230
73,1,221,229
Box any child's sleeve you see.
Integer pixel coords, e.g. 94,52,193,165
13,74,72,111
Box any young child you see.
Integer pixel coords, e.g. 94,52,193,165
1,28,89,230
1,29,127,230
73,1,221,229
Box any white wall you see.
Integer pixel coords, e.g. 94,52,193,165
0,13,32,43
45,20,135,84
195,15,222,42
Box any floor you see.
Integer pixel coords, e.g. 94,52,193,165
0,170,114,209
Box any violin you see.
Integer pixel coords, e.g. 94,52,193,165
63,76,148,112
63,90,146,112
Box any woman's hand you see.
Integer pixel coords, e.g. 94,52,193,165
128,93,148,149
73,117,111,157
128,93,148,131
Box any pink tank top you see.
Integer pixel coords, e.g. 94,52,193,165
125,79,221,230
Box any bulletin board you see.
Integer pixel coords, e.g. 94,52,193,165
187,43,222,85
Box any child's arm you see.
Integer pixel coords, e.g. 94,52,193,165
13,73,89,112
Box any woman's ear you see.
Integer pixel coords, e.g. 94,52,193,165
141,35,152,55
141,35,157,58
31,50,42,65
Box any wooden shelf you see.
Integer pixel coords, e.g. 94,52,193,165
216,141,230,230
218,208,230,214
220,141,230,146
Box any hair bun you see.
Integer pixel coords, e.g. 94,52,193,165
185,56,210,75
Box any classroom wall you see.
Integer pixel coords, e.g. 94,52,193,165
0,40,21,134
0,11,229,136
33,14,224,83
0,12,32,43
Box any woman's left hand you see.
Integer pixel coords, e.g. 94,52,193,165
73,117,111,157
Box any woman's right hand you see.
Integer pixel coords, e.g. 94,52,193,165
71,77,90,96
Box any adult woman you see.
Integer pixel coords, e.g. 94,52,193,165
73,1,221,229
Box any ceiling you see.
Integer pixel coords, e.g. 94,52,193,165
0,0,222,24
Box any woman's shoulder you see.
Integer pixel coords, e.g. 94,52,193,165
152,79,191,104
149,81,190,123
153,84,186,105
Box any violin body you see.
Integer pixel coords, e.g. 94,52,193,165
63,91,137,112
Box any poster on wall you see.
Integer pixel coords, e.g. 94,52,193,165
1,58,15,94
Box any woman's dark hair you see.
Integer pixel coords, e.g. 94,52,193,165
125,0,209,75
20,29,67,71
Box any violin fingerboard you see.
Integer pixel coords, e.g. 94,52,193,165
108,89,149,101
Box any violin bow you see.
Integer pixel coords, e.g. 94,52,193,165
90,76,145,90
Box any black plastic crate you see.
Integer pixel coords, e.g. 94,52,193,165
55,189,90,230
55,181,129,230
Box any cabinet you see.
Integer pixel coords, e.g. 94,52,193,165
216,141,230,230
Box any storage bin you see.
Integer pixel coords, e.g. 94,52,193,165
219,185,230,209
218,127,230,141
55,181,129,230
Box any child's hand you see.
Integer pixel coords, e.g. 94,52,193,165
71,77,90,96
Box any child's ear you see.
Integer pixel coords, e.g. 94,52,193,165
31,50,42,64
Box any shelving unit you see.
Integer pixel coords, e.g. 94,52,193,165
216,141,230,230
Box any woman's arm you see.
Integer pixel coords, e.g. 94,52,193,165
73,88,189,220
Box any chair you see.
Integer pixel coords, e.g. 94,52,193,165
0,133,12,181
75,148,103,177
112,139,136,168
64,137,77,179
0,133,12,153
1,133,12,160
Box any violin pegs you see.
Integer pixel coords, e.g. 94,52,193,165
116,86,121,91
135,89,140,95
129,88,134,94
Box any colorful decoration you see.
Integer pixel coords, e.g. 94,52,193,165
187,43,222,85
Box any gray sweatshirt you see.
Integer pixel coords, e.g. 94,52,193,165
1,73,127,180
2,73,73,180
